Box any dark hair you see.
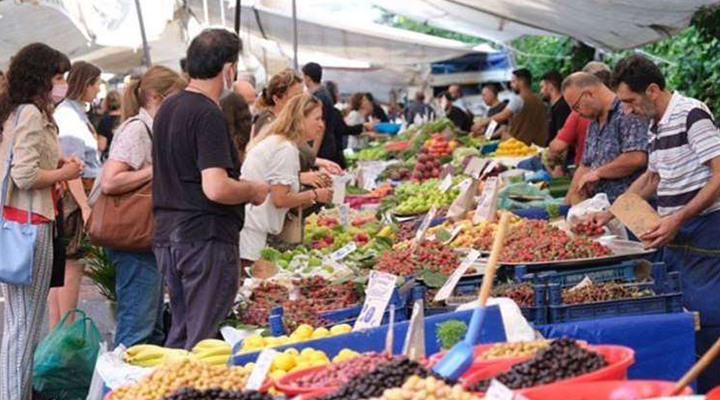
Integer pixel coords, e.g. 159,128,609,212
594,70,613,88
302,62,322,84
324,81,339,104
482,83,501,96
365,92,375,103
541,70,563,92
186,29,242,80
257,69,301,109
104,90,122,112
220,92,252,160
0,43,71,133
414,91,425,102
513,68,532,87
613,55,666,93
66,61,102,101
350,92,368,111
179,58,187,73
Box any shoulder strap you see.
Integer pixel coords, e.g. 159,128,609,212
128,117,152,140
1,105,31,223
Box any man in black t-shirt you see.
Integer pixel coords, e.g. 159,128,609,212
152,28,269,350
540,70,572,145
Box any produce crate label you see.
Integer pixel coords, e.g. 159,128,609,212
439,173,453,193
486,379,529,400
245,348,278,390
465,157,488,179
353,271,398,331
473,177,500,224
414,205,438,244
434,249,481,302
339,204,350,227
331,242,357,262
485,119,499,140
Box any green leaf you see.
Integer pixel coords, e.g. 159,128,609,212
419,269,449,288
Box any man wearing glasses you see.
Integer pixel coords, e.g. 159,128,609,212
561,72,649,204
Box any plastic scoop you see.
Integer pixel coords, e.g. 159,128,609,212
432,211,510,380
670,333,720,395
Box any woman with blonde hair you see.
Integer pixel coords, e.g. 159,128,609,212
100,65,186,347
240,93,333,263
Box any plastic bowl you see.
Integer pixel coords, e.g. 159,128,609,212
274,365,337,396
463,345,635,394
374,123,402,134
521,380,692,399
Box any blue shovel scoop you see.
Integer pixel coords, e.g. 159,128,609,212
433,212,511,381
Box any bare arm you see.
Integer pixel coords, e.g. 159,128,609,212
490,107,514,124
67,178,91,222
547,138,569,162
100,160,152,195
201,167,267,205
595,151,647,179
626,170,660,200
270,185,316,209
565,164,589,205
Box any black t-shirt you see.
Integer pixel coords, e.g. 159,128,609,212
96,112,120,158
447,105,473,132
314,87,340,164
548,97,572,145
152,91,243,245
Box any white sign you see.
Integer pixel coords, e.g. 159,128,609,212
434,249,481,302
465,157,488,179
339,204,350,227
439,173,453,193
330,242,357,262
481,160,499,179
486,379,515,400
332,174,352,205
245,349,278,390
473,177,500,224
353,271,398,331
414,205,438,244
485,120,499,140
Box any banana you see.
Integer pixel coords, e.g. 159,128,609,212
192,339,229,352
124,344,164,359
194,345,232,359
200,354,230,366
126,347,167,367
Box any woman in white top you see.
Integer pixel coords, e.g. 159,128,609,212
49,61,102,329
240,93,334,263
347,92,374,151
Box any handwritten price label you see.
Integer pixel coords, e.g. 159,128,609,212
485,120,499,140
439,173,453,193
330,242,357,262
434,249,481,302
245,349,278,390
414,205,438,244
473,177,499,224
353,271,398,331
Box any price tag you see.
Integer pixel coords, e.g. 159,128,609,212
414,205,438,244
353,271,398,331
486,379,515,400
330,242,357,262
439,173,453,193
473,177,500,224
245,348,278,390
485,119,499,140
457,178,472,193
446,224,464,244
339,204,350,227
465,157,487,179
481,160,499,179
434,249,481,302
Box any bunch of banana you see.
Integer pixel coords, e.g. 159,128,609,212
191,339,232,366
124,344,191,367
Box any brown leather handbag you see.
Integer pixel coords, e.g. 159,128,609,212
86,181,154,252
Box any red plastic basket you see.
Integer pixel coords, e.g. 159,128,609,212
463,345,635,394
274,365,337,396
296,387,336,400
707,385,720,400
521,380,692,399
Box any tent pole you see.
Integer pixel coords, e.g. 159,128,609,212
234,0,241,34
219,0,226,27
134,0,152,67
203,0,209,25
292,0,298,72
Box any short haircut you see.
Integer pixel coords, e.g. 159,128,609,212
179,58,187,73
482,82,501,96
66,61,102,101
541,70,563,92
512,68,532,87
186,28,241,80
561,72,602,93
414,91,425,102
612,55,666,93
302,62,322,84
582,61,612,88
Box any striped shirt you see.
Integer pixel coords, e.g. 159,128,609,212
648,92,720,216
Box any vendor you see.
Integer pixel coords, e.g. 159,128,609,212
561,72,649,205
595,55,720,392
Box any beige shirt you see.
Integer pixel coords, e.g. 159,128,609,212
0,105,60,220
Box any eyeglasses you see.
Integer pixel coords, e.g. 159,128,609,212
571,91,590,112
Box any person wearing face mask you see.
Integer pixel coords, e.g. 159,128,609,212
49,60,103,329
240,93,334,264
152,29,270,349
100,66,187,348
0,43,83,400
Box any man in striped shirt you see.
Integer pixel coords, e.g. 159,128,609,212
598,55,720,392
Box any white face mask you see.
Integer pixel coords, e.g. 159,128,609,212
224,65,235,92
51,83,68,104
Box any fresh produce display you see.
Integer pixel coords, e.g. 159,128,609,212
561,282,655,305
350,146,388,162
112,358,250,400
500,220,611,263
571,220,606,237
396,221,419,242
384,140,410,152
436,320,468,350
423,133,458,158
494,138,537,157
370,375,476,400
412,147,442,181
161,388,272,400
393,178,463,215
467,338,608,392
237,323,353,354
379,164,413,181
374,240,459,276
266,347,333,380
291,351,399,388
492,283,535,308
451,147,481,169
477,340,553,361
123,344,191,368
304,214,382,251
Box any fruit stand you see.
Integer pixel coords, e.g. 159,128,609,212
104,118,699,400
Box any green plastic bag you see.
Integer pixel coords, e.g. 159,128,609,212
33,309,101,400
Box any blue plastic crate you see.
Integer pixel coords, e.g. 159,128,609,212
480,141,499,155
546,273,683,324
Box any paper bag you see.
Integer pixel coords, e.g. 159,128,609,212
610,193,660,245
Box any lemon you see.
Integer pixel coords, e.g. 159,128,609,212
338,348,356,357
264,337,279,347
284,348,299,356
244,334,265,349
300,347,315,359
269,369,287,380
277,335,290,345
330,324,352,335
311,327,330,339
294,361,311,371
271,353,296,372
293,324,314,339
311,358,329,367
288,333,304,343
311,350,328,362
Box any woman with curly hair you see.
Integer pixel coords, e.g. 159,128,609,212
0,43,82,400
220,92,253,162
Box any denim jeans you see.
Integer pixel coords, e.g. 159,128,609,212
108,249,165,348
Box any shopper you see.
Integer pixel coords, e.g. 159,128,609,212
49,60,103,329
96,90,122,160
562,72,649,204
405,92,434,124
101,65,187,348
221,92,253,162
232,79,256,108
594,55,720,392
240,93,334,263
448,83,473,119
0,42,81,400
326,81,371,165
540,70,571,145
152,28,269,349
442,91,473,132
346,92,373,151
366,92,389,122
0,70,6,94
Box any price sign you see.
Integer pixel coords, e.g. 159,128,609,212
245,349,278,390
330,242,357,262
434,249,481,302
439,173,453,193
339,204,350,227
447,224,464,244
473,177,500,224
457,178,473,193
353,271,398,331
486,379,515,400
414,205,438,244
465,157,488,179
485,119,499,140
481,160,499,180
